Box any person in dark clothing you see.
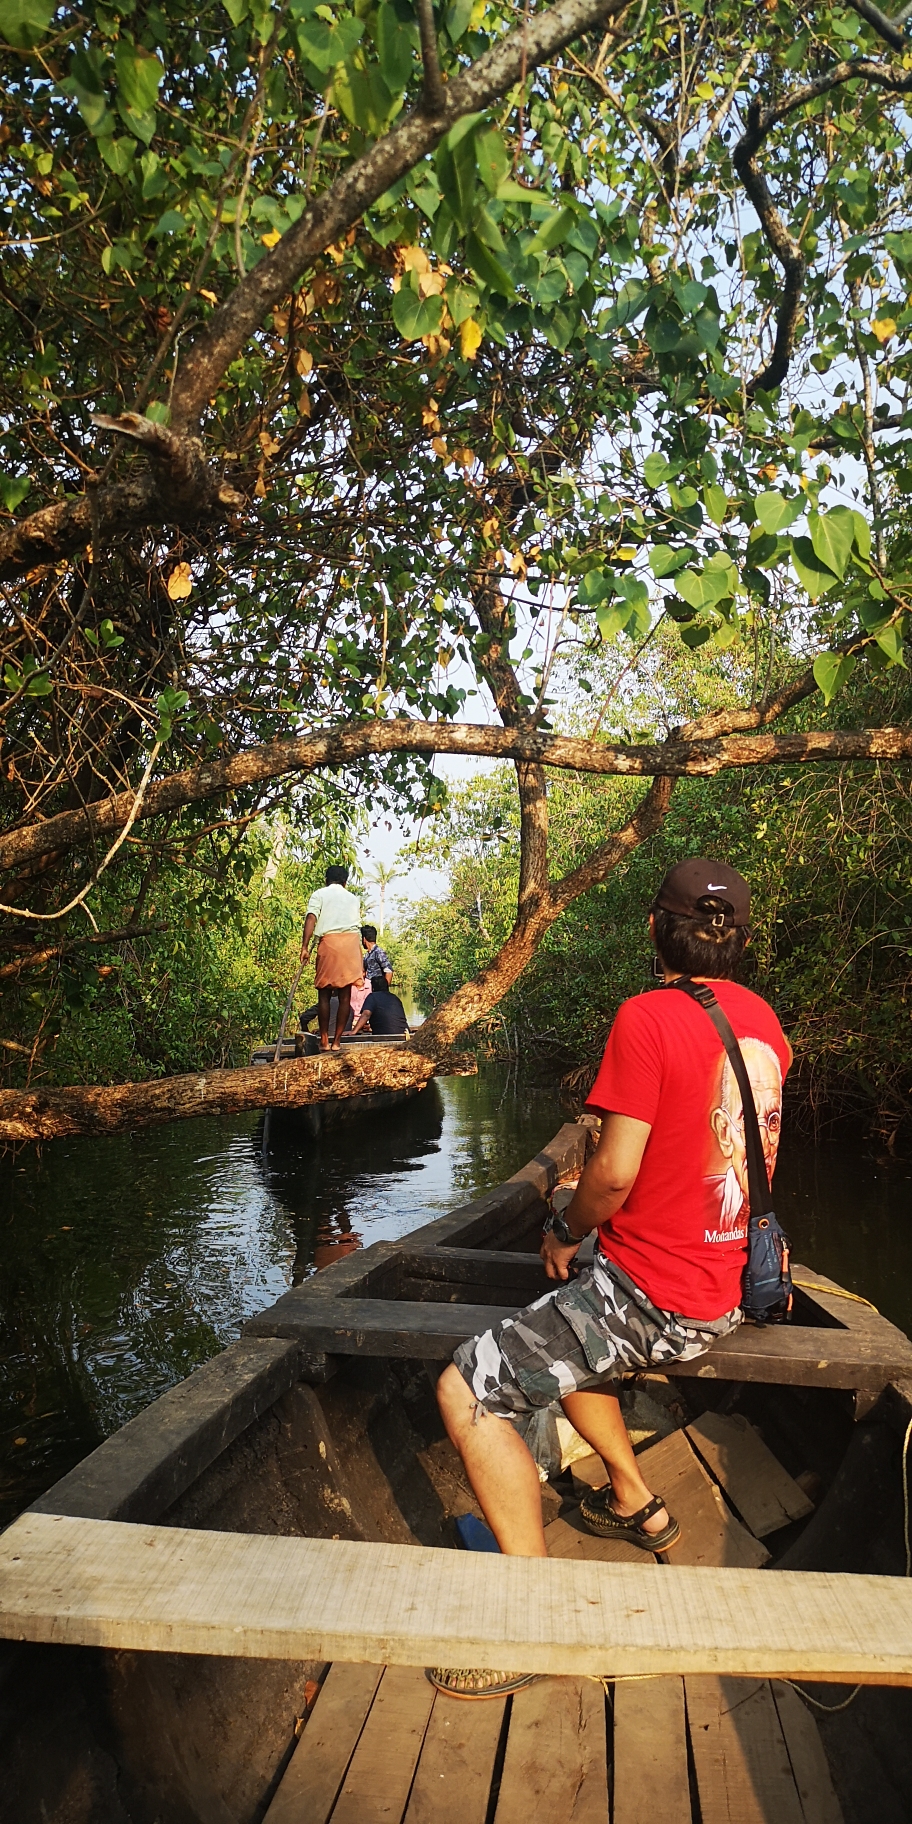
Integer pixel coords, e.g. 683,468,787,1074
351,975,408,1036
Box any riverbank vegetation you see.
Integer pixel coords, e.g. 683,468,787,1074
407,645,912,1142
4,0,912,1134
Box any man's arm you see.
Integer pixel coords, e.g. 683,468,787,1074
351,1011,370,1034
541,1112,652,1282
300,911,317,962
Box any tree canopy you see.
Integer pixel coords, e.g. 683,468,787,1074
2,0,912,1118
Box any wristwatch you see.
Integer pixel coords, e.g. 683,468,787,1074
543,1208,575,1245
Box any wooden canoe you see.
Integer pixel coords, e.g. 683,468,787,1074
2,1115,912,1824
251,1031,421,1137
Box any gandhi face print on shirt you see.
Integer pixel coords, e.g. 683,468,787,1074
705,1039,783,1237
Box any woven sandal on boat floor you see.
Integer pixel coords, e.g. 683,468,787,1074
578,1489,681,1551
426,1667,539,1700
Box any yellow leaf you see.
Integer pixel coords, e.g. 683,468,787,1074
254,475,267,498
460,318,483,361
295,348,314,377
481,514,500,539
431,436,448,457
453,446,475,469
261,229,282,248
421,404,441,430
166,562,192,601
297,389,311,418
258,430,281,457
418,270,446,300
871,317,897,344
199,288,218,305
422,333,451,361
509,549,527,577
401,244,430,275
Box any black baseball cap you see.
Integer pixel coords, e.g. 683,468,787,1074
653,858,750,927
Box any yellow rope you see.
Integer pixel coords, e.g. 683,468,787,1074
793,1279,879,1314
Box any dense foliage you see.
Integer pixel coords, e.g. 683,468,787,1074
4,0,912,1098
406,642,912,1138
0,818,350,1083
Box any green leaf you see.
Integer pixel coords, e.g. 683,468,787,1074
0,474,31,512
435,131,477,231
595,601,627,641
99,136,136,176
808,507,854,582
791,536,839,600
753,490,802,534
702,484,729,527
875,619,906,666
579,570,614,605
445,279,479,326
332,60,393,131
114,41,164,115
0,0,54,47
527,206,575,255
465,230,515,298
604,278,650,329
649,544,689,578
151,209,187,237
680,622,712,648
391,287,443,340
643,452,669,489
446,0,473,39
223,0,249,22
675,562,736,610
297,13,364,70
851,511,871,560
475,127,509,197
813,651,855,704
374,3,416,89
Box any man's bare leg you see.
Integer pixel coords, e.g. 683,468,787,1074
436,1362,547,1556
316,985,333,1049
561,1388,670,1534
333,984,352,1049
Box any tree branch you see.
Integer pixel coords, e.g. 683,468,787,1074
732,60,912,396
170,0,624,431
734,98,807,396
2,717,911,879
846,0,907,52
0,0,623,584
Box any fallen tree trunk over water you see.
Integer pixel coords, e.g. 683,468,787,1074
0,1045,474,1144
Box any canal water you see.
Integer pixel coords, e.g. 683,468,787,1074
1,1063,910,1526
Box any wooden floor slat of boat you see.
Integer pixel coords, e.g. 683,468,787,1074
265,1664,844,1823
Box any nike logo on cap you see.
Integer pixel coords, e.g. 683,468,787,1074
707,882,726,891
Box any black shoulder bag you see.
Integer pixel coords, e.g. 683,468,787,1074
668,978,793,1325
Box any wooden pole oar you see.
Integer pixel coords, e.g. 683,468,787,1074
273,958,305,1063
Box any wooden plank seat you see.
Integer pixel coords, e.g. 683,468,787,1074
261,1663,841,1823
244,1260,912,1392
3,1508,912,1683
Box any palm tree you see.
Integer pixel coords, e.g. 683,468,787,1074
365,858,399,936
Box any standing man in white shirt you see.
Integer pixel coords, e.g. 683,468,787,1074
300,865,363,1052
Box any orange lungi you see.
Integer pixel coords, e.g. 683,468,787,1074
314,931,364,990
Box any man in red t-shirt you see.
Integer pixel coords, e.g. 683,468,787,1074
429,859,790,1697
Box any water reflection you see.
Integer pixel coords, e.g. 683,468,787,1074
0,1067,564,1523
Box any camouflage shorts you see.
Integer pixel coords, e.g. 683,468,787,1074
452,1253,741,1420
